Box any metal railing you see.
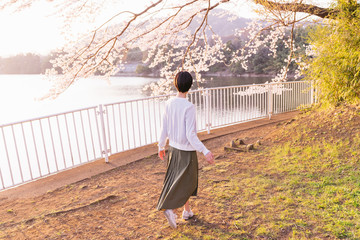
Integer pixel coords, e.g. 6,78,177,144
0,81,313,190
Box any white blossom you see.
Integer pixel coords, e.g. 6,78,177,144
2,0,315,98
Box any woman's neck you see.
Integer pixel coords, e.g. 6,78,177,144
176,92,187,98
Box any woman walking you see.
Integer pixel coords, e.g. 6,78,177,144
157,71,214,228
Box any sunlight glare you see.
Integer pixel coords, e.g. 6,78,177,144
0,0,152,56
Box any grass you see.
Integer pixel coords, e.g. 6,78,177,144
193,104,360,239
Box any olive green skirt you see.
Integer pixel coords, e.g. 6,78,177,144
156,146,198,210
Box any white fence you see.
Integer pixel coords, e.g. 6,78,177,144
0,81,313,190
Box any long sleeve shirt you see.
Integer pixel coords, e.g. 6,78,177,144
158,96,210,156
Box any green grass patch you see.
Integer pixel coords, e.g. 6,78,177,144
203,106,360,239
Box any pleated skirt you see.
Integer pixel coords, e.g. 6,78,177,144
156,146,198,210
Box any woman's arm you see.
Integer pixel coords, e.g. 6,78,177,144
185,105,210,156
158,107,168,154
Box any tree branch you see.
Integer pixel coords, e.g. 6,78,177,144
65,0,166,88
181,0,225,67
253,0,338,18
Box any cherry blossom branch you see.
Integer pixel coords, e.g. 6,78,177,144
281,11,296,81
63,0,166,88
182,0,212,67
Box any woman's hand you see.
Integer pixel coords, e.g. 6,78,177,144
159,150,166,160
205,152,214,164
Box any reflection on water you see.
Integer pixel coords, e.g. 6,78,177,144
0,75,271,125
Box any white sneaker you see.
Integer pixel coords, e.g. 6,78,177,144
182,209,194,220
164,209,177,228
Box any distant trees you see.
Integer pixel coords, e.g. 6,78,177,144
135,65,152,75
126,47,144,63
0,54,42,74
206,26,309,76
0,54,52,74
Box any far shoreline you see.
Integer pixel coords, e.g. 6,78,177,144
0,72,286,79
113,71,278,78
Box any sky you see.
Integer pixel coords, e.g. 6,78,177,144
0,1,63,57
0,0,151,56
0,0,332,57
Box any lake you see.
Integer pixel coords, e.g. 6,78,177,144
0,74,271,125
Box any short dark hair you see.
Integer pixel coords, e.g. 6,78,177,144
174,71,193,93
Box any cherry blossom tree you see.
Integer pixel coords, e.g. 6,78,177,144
1,0,337,98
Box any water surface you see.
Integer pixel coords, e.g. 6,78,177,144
0,74,270,124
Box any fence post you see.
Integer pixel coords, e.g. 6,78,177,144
205,89,211,134
310,81,315,104
0,168,4,190
267,83,273,120
98,104,109,163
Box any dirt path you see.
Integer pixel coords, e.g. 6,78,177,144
0,112,297,239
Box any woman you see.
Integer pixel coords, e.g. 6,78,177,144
157,71,214,229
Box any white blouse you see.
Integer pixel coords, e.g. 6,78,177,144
158,97,210,156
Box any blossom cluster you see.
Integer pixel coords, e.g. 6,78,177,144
16,0,316,98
